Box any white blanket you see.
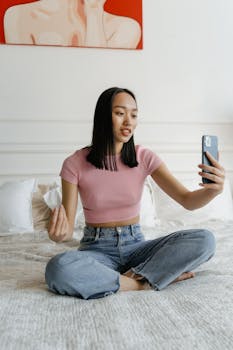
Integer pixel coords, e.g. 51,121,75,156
0,220,233,350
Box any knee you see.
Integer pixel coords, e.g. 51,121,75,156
45,251,97,295
197,229,216,258
45,251,78,290
45,253,64,289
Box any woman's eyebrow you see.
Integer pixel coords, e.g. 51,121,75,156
113,105,138,111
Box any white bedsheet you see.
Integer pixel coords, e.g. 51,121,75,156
0,220,233,350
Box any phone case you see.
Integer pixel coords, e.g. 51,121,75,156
202,135,218,184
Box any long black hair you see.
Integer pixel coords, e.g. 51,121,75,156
86,87,139,171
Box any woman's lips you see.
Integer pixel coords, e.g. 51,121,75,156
121,128,131,136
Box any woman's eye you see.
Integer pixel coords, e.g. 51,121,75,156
132,114,138,118
116,111,124,116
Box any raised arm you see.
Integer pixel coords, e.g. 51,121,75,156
151,152,225,211
84,0,107,47
48,179,78,242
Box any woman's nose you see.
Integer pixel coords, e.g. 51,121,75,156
123,113,131,124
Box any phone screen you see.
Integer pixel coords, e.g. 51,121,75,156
202,135,218,184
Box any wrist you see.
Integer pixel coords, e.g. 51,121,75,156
84,3,104,14
205,185,223,193
67,225,74,238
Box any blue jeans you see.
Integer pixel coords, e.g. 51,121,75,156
45,224,216,300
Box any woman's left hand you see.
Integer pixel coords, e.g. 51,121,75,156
198,151,225,193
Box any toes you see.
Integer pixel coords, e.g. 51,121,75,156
173,271,195,283
183,272,195,280
183,272,191,280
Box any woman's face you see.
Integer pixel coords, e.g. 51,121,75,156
112,92,138,153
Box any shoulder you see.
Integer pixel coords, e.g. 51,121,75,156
4,2,35,18
4,5,22,24
115,15,140,32
136,144,158,157
4,2,35,34
63,147,89,164
106,12,140,30
104,12,141,48
136,144,163,173
4,0,58,22
60,148,90,184
4,5,28,43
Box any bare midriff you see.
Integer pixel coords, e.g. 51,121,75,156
86,215,140,228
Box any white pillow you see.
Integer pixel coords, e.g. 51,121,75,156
140,178,158,228
0,178,37,234
43,178,157,229
148,177,233,226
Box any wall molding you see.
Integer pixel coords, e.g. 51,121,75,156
0,119,233,125
0,143,233,153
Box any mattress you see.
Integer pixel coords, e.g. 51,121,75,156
0,220,233,350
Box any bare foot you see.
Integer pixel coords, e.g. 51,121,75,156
121,269,195,291
119,275,152,291
123,269,145,280
171,271,195,284
122,270,152,290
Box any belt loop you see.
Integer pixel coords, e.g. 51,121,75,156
130,224,134,237
94,227,100,241
115,227,120,247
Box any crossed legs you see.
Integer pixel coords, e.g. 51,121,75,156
45,229,216,299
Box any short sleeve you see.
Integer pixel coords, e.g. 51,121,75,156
139,146,163,175
59,156,78,185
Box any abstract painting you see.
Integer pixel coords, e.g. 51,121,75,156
0,0,143,49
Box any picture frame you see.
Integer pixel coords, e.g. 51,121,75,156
0,0,143,49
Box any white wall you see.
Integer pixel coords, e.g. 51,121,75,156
0,0,233,188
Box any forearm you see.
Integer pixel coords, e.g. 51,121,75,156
182,188,221,210
85,7,107,47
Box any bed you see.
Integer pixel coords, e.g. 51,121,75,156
0,177,233,350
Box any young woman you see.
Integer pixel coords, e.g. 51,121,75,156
45,87,225,300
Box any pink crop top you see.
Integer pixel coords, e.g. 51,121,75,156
59,145,163,224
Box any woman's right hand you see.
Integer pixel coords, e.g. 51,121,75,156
48,205,71,242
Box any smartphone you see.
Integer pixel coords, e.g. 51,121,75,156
202,135,218,184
